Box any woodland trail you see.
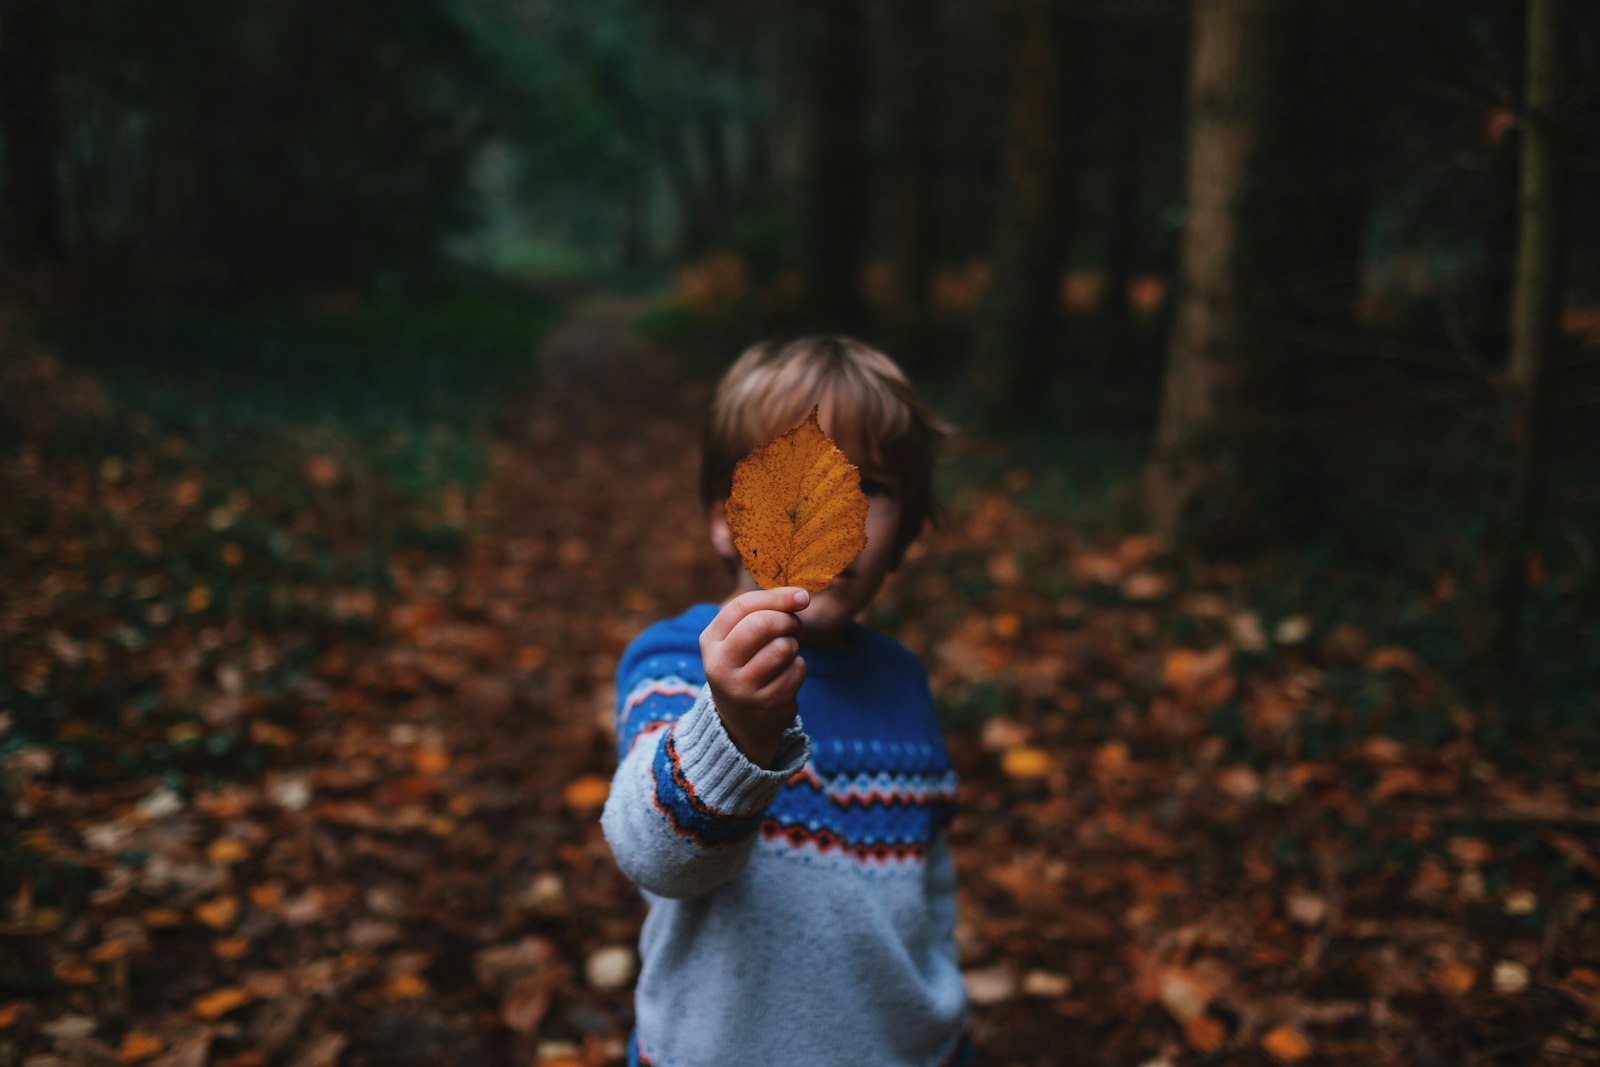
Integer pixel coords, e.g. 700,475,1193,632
288,296,731,1064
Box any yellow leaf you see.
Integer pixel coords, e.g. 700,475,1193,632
725,408,869,593
1259,1024,1312,1062
563,774,612,810
1000,746,1052,780
115,1031,165,1063
195,896,239,930
192,986,253,1019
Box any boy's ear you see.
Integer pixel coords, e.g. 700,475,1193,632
707,500,736,560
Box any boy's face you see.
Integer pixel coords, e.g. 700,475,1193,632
710,420,904,643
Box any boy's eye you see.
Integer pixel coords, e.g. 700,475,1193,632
860,478,894,499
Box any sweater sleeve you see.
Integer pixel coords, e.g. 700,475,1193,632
602,684,809,899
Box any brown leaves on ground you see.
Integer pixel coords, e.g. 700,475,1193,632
725,407,869,592
3,303,1597,1066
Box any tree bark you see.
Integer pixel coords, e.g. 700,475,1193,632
1143,0,1296,552
968,0,1074,423
0,0,67,267
803,0,869,334
1481,0,1569,697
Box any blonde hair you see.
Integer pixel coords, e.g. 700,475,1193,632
700,336,947,560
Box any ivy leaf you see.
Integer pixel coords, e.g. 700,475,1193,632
725,407,869,592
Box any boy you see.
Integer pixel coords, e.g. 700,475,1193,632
602,336,971,1067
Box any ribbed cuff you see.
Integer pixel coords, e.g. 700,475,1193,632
672,686,809,818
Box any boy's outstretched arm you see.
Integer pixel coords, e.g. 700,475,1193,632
601,589,811,900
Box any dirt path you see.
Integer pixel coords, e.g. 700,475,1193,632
301,297,727,1064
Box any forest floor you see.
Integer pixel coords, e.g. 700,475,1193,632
2,294,1599,1067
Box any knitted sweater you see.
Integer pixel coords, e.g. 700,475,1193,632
601,603,971,1067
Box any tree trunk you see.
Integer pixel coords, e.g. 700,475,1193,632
1143,0,1296,553
883,0,939,375
0,0,67,267
803,0,869,334
1481,0,1569,697
968,0,1074,423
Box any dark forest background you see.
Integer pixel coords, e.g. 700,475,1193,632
2,1,1599,1064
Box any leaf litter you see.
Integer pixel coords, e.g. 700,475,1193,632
1,305,1597,1065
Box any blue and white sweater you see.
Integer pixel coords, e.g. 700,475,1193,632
601,603,972,1067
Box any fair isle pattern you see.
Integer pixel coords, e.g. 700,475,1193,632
619,671,701,754
789,764,960,809
758,759,956,869
650,719,762,849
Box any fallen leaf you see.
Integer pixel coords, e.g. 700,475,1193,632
1157,967,1211,1023
215,1055,268,1067
963,964,1019,1006
192,987,253,1019
584,945,636,991
43,1013,99,1039
562,775,611,810
725,408,869,592
385,973,427,999
53,959,97,985
285,1033,348,1067
0,1002,21,1028
1161,647,1235,708
208,838,249,865
214,938,250,961
89,939,132,963
502,972,557,1034
1260,1024,1312,1062
411,746,450,775
1001,746,1052,780
1493,960,1530,993
115,1032,166,1063
249,883,285,910
1184,1015,1226,1053
1021,970,1071,997
1435,961,1476,995
151,1030,215,1067
195,896,239,930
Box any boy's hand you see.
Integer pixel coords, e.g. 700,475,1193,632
700,587,810,768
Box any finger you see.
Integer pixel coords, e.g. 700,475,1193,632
752,653,807,707
703,587,810,643
741,633,800,687
722,609,803,666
